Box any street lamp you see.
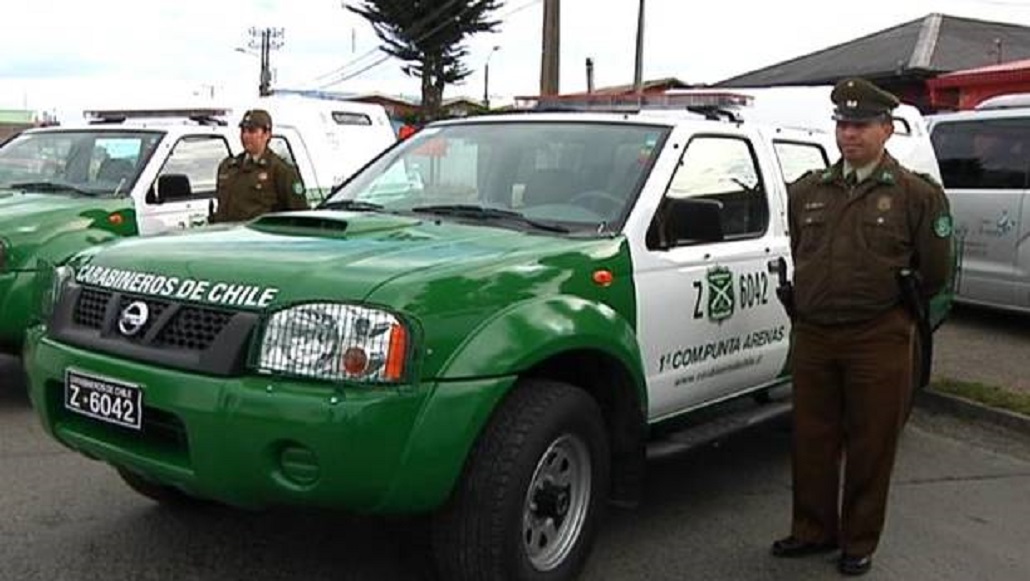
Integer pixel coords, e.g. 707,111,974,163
483,45,500,110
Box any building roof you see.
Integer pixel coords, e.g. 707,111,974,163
718,13,1030,87
514,77,696,106
0,109,35,124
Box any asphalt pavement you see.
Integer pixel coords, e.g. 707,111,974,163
2,354,1029,581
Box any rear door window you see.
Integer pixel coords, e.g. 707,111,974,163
157,136,232,199
932,119,1030,189
773,140,829,183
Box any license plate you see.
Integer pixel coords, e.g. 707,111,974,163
64,370,143,430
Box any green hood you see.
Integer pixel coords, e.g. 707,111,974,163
77,211,629,308
74,210,637,379
0,192,134,269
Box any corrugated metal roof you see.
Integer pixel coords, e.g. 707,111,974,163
717,13,1030,87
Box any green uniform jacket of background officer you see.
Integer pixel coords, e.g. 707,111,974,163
210,150,308,223
787,153,953,325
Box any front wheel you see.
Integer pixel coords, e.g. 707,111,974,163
432,379,610,581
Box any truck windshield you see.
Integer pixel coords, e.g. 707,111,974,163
0,130,162,196
325,121,670,233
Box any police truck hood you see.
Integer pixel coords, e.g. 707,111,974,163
0,192,134,268
71,211,626,311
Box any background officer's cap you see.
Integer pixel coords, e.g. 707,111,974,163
239,109,272,130
831,78,900,122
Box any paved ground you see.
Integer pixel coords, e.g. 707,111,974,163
2,360,1029,580
933,304,1030,394
1,305,1027,581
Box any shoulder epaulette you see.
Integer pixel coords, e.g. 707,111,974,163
913,171,941,188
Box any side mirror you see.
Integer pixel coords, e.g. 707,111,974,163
656,197,724,249
147,174,192,204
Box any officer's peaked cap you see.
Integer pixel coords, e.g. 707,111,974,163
831,78,899,122
239,109,272,129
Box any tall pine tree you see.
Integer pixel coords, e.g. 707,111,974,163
348,0,502,120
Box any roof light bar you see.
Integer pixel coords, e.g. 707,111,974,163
85,108,231,122
524,92,754,112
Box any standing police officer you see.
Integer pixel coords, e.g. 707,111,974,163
210,109,308,223
771,79,953,576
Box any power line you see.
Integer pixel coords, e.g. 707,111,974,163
307,0,470,87
311,0,543,88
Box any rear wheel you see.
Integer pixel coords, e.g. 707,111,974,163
432,379,610,581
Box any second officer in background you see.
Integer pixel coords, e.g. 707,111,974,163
210,108,308,223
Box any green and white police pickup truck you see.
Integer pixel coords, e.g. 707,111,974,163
0,103,393,357
24,97,947,580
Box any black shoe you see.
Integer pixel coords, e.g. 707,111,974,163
838,554,872,576
770,536,839,558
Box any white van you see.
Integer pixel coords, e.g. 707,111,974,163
928,96,1030,312
667,86,943,181
233,95,397,204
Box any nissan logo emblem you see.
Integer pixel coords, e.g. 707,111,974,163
118,301,150,337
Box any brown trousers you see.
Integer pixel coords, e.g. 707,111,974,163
789,307,915,557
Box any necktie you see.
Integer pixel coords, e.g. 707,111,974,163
845,172,858,187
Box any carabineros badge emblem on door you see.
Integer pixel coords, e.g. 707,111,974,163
706,266,735,323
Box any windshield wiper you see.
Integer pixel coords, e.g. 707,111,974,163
410,204,570,233
319,199,386,212
8,181,94,196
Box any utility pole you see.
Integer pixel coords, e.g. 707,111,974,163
633,0,645,94
586,58,595,93
483,46,500,109
540,0,560,96
248,27,285,97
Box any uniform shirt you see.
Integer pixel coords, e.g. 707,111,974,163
842,159,879,184
210,150,308,224
787,152,953,325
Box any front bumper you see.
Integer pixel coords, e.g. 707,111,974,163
27,335,514,513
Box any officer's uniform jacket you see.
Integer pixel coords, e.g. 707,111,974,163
210,150,308,223
787,152,952,325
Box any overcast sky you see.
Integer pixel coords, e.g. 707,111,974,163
3,0,1030,119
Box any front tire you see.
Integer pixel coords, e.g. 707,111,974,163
432,379,610,581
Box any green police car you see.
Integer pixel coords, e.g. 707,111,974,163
24,96,950,580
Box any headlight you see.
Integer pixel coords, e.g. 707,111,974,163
39,264,75,320
257,303,411,384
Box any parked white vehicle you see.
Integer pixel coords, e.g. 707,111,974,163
233,94,398,203
928,96,1030,312
668,85,942,181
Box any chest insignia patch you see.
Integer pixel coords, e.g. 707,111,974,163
877,196,892,211
258,172,268,181
804,201,825,211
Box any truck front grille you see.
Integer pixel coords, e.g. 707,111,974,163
156,307,235,351
54,285,260,377
74,288,111,329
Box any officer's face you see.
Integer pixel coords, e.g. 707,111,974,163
240,125,271,156
835,119,893,166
